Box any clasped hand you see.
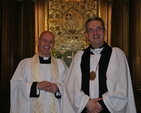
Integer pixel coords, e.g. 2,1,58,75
37,81,58,93
86,98,103,113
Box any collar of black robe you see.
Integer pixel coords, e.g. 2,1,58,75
39,55,51,64
80,41,112,96
90,44,104,55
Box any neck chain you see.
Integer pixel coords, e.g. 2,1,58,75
90,60,99,81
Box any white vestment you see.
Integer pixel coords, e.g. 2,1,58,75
10,55,68,113
62,47,137,113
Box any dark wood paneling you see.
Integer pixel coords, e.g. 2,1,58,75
112,0,141,112
0,89,10,113
1,0,35,112
129,0,141,113
134,91,141,113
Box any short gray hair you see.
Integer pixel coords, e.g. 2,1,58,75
85,16,105,32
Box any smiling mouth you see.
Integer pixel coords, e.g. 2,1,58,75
44,46,49,49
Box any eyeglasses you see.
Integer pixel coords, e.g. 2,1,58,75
87,27,103,34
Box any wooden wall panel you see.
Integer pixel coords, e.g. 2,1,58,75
112,0,141,112
0,0,35,112
111,0,129,59
129,0,141,113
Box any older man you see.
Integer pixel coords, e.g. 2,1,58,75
62,17,136,113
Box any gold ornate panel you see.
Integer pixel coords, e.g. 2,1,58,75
45,0,101,66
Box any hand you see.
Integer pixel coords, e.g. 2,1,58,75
45,83,59,93
86,98,102,113
38,81,59,93
37,81,51,90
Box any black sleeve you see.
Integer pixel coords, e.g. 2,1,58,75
99,100,110,113
54,90,61,99
30,82,40,97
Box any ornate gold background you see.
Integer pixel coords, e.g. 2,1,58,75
45,0,101,66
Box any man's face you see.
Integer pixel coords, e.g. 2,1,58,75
38,32,55,57
85,20,106,48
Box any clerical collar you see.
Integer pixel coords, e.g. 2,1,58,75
39,56,51,64
90,44,104,55
90,47,103,55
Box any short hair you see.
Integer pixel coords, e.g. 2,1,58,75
85,16,105,32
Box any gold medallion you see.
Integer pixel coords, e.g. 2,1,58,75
90,71,96,81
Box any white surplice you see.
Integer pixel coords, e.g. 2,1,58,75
62,47,137,113
10,56,68,113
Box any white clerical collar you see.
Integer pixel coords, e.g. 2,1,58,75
43,57,49,60
90,47,104,55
